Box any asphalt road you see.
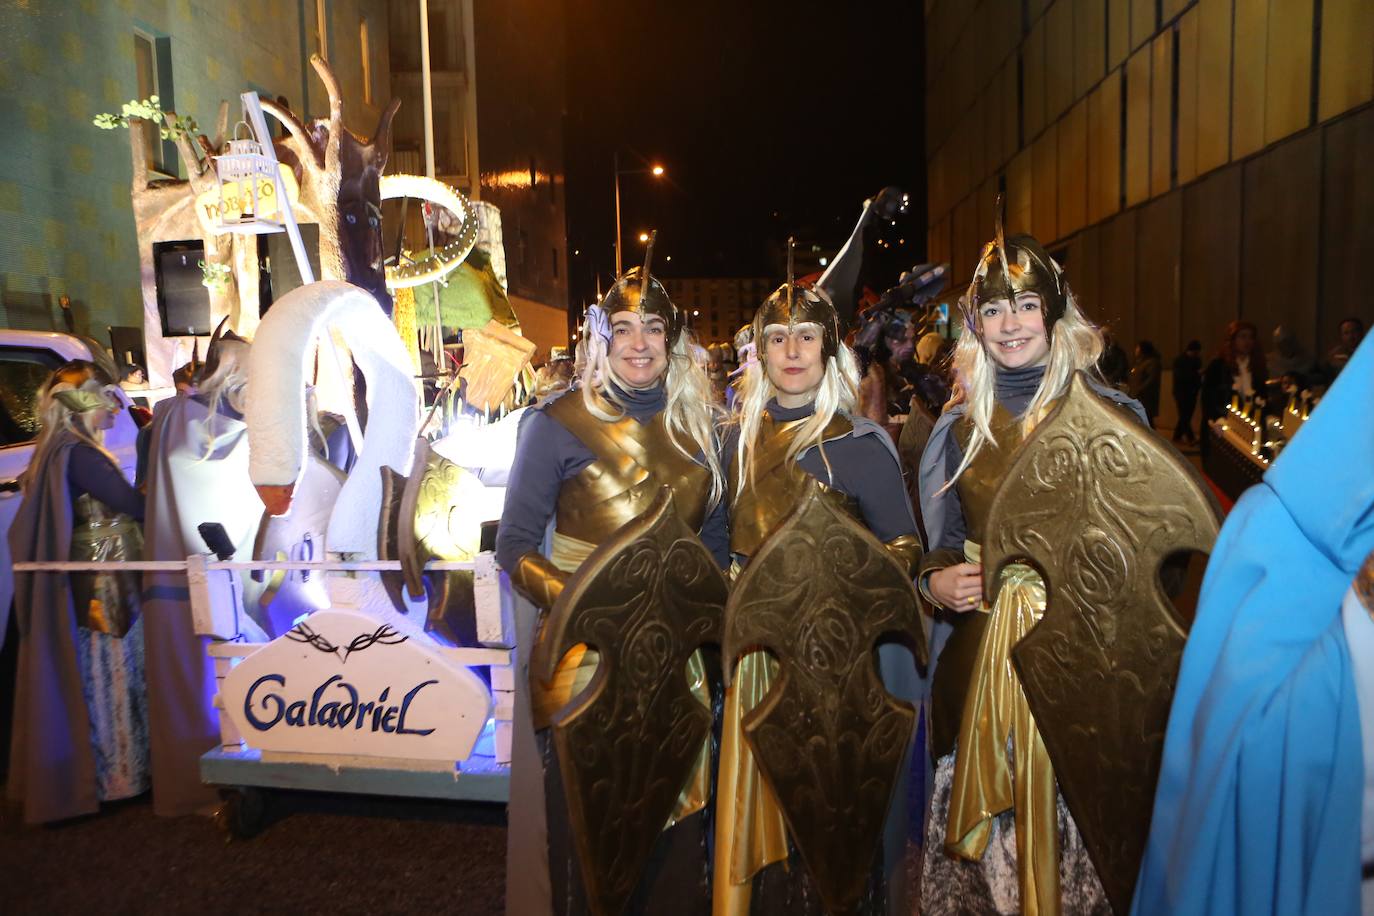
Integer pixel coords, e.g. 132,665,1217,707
1,791,507,915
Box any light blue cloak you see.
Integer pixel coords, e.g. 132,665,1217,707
1132,337,1373,915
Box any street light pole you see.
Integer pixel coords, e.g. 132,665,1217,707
613,152,665,280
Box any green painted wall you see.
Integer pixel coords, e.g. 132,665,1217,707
0,0,389,341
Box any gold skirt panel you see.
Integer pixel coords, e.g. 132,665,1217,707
712,650,790,916
531,530,712,826
944,540,1061,916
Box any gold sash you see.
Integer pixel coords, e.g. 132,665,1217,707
531,530,712,826
713,556,790,916
713,650,789,915
944,540,1060,916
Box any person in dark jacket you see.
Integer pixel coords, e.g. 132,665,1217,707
1200,321,1266,457
1097,326,1130,389
1128,340,1162,427
1171,340,1203,445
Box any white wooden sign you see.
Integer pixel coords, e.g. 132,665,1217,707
221,608,491,762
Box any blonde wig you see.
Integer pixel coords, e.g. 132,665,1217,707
21,363,116,490
944,282,1103,489
196,336,251,458
577,322,726,507
733,322,862,498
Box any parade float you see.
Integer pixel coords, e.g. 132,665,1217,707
85,59,538,834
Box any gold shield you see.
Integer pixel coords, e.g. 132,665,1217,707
980,372,1221,914
378,437,489,645
534,486,726,916
724,480,926,915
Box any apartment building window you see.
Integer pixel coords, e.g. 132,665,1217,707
360,18,373,105
134,31,174,175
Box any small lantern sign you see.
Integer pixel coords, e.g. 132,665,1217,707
211,122,285,234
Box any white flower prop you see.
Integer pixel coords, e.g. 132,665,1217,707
584,304,612,343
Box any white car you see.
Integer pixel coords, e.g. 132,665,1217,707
0,329,151,624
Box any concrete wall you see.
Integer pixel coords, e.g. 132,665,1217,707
925,0,1374,364
0,0,388,342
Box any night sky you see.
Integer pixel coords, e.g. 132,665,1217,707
562,0,926,308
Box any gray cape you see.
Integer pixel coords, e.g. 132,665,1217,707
6,431,98,823
141,394,263,816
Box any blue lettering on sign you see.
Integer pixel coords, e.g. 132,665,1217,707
241,673,439,736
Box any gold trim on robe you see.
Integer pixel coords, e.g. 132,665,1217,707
944,539,1060,916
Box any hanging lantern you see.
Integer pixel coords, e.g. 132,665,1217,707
211,122,285,235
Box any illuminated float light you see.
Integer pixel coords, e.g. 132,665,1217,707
380,174,479,289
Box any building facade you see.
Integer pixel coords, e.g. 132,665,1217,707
0,0,386,340
385,0,569,356
661,277,774,346
925,0,1374,362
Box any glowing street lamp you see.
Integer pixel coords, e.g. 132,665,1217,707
638,232,650,243
614,152,667,275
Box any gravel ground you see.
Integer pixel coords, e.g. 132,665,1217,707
1,790,507,915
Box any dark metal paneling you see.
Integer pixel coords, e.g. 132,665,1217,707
1319,105,1374,355
1134,193,1182,354
1240,130,1321,349
1066,225,1103,323
1096,208,1138,345
1181,165,1242,351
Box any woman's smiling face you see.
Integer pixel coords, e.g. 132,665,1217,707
979,292,1050,369
608,311,669,388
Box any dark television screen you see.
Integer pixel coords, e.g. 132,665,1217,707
152,240,213,337
258,224,322,314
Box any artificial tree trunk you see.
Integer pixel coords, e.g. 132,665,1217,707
262,54,399,315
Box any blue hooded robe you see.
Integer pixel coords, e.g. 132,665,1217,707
1132,336,1373,915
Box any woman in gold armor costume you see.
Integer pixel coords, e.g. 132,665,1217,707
496,256,728,916
716,278,923,915
915,231,1148,915
7,361,148,824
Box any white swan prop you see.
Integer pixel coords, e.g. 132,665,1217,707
246,281,419,557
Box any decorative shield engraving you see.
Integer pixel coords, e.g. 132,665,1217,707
981,371,1221,914
723,480,926,916
534,486,726,916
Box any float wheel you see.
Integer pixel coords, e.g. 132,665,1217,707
218,786,268,840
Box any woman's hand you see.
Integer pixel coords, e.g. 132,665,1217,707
929,562,984,612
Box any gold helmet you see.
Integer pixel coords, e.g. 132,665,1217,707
963,198,1067,335
594,230,683,345
752,237,842,360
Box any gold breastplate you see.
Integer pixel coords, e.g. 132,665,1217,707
729,413,858,557
954,403,1034,543
546,394,712,544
